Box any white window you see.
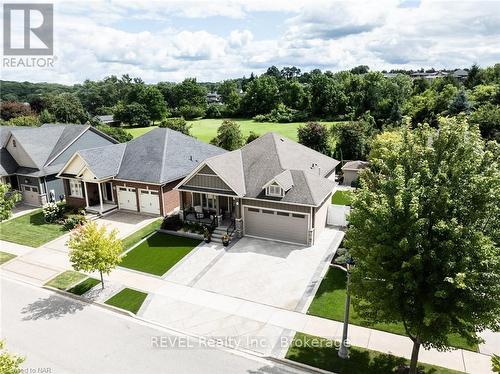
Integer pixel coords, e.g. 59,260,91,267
69,180,83,198
267,185,283,197
202,193,216,209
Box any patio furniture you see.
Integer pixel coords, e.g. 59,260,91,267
194,205,204,219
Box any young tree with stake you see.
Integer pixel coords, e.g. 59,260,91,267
68,221,123,289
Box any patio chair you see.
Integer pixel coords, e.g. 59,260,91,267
194,205,204,219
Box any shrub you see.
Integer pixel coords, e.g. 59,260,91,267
43,202,64,223
246,131,260,144
178,105,205,120
95,124,132,143
159,117,191,135
253,114,267,122
205,104,224,118
161,214,182,231
63,214,87,230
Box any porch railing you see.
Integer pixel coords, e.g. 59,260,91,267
227,218,236,237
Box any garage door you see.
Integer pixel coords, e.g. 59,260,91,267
139,189,160,215
244,207,308,245
117,187,137,211
22,185,39,206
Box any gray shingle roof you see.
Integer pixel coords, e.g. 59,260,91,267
193,132,339,206
0,148,18,176
78,128,226,184
342,160,369,170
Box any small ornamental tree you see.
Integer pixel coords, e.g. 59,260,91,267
159,117,192,136
0,340,25,374
0,184,21,222
297,122,332,156
210,120,243,151
68,221,123,289
346,118,500,374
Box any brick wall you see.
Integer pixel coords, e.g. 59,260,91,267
161,180,181,215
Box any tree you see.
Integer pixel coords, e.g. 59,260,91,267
350,65,370,74
139,86,167,122
240,75,280,115
246,131,260,144
333,117,374,160
346,118,500,374
113,102,150,127
46,93,88,123
95,124,132,143
68,221,123,289
297,122,332,155
0,340,25,374
4,115,40,127
281,80,310,111
464,64,482,89
0,184,21,222
448,89,471,115
0,101,33,120
210,120,243,150
368,129,403,162
39,109,56,123
159,117,192,136
469,103,500,141
171,78,207,110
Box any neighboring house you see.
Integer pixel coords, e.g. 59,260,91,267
207,92,222,104
452,69,469,80
341,160,369,186
175,133,340,245
57,128,225,216
0,124,117,206
95,114,120,126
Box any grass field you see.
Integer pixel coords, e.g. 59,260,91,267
105,288,148,314
67,277,100,296
0,209,66,247
331,190,353,205
308,267,477,351
121,218,163,252
286,332,464,374
0,251,16,265
126,118,341,143
45,271,87,290
119,232,200,276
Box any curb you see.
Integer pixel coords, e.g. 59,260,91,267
266,356,336,374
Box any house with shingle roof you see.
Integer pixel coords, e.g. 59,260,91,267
175,133,340,245
0,124,116,206
57,128,225,216
341,160,369,186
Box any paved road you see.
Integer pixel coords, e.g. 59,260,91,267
0,276,308,374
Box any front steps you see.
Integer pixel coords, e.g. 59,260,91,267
211,226,235,242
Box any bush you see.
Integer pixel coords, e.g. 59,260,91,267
178,105,205,120
205,104,225,118
252,114,267,122
95,124,132,143
161,214,182,230
63,214,87,230
5,115,40,127
43,202,65,223
246,131,260,144
158,117,191,135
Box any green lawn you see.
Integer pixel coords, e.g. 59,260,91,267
105,288,148,314
45,270,87,290
286,332,464,374
121,218,163,252
126,118,343,143
0,251,16,265
67,277,100,296
308,267,477,351
331,190,353,205
119,232,200,276
0,209,66,247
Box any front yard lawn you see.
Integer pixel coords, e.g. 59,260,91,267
66,277,100,296
0,251,16,265
105,288,148,314
286,332,464,374
308,267,477,351
121,218,163,252
331,190,353,205
119,232,200,276
0,209,66,247
45,270,87,290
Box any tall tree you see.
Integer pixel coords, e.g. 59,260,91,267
46,93,88,123
210,120,243,151
297,122,332,155
68,221,123,289
240,75,280,115
346,118,500,374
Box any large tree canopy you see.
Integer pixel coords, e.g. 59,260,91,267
346,118,500,373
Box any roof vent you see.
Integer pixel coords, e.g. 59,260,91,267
189,155,193,161
311,162,318,169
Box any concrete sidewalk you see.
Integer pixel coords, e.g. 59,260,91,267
1,239,496,373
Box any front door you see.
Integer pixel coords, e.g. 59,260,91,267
105,182,113,201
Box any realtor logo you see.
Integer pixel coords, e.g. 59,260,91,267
3,3,53,55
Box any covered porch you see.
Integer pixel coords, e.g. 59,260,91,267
180,191,239,228
82,180,117,215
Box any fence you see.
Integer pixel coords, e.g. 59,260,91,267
327,204,350,227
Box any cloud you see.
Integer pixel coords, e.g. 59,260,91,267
2,0,499,83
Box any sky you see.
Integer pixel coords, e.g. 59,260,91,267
1,0,500,84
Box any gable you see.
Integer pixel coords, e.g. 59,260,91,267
48,129,115,166
6,134,37,168
180,164,235,193
60,154,86,176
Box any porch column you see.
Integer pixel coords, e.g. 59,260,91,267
98,182,104,214
83,181,89,208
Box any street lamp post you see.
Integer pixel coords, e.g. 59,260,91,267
338,257,354,359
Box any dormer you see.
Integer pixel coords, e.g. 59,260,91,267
262,170,294,198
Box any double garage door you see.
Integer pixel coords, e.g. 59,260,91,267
117,187,160,215
244,206,309,245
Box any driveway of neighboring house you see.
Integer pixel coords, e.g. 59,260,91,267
164,227,344,311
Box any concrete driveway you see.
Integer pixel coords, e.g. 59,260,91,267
165,227,344,311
